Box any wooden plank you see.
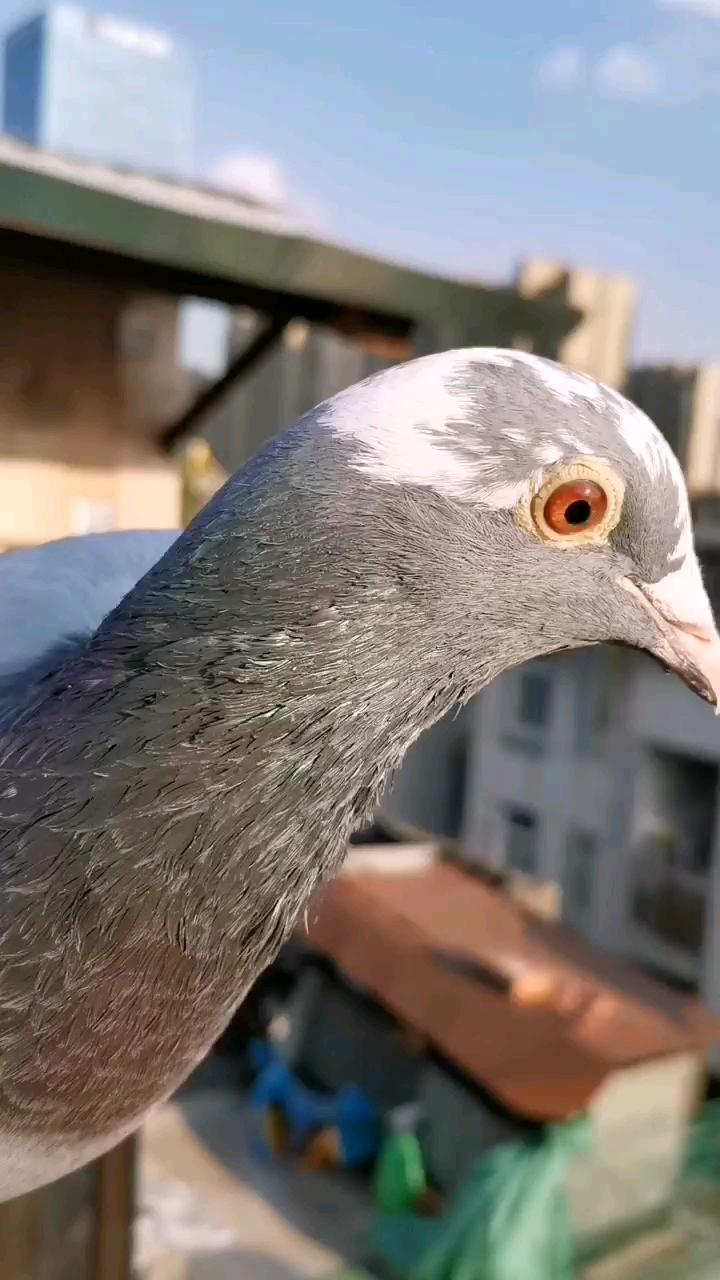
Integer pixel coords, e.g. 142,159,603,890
87,1137,137,1280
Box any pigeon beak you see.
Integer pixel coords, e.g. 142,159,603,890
621,576,720,711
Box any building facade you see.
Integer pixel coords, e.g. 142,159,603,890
3,4,194,180
457,647,718,986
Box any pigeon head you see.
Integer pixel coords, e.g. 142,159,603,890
279,346,720,708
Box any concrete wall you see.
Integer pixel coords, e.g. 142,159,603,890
418,1061,530,1195
283,965,421,1112
463,656,617,870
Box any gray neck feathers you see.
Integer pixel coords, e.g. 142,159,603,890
0,426,551,1143
0,431,474,983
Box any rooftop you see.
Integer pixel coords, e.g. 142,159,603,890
0,134,581,346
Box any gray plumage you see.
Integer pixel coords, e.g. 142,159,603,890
0,348,716,1200
0,531,179,724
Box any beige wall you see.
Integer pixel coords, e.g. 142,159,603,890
518,261,637,391
686,365,720,494
566,1052,702,1243
0,257,188,549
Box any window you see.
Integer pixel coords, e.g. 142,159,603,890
574,649,612,756
630,749,718,959
445,736,469,840
564,829,598,930
505,806,540,876
177,299,232,379
501,666,554,758
517,671,552,729
636,749,718,876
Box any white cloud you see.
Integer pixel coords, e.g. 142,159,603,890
539,2,720,108
658,0,720,17
205,152,291,209
203,151,334,232
537,45,585,90
594,45,664,99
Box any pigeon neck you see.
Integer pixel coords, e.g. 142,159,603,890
0,462,484,1146
5,562,464,962
0,571,467,1145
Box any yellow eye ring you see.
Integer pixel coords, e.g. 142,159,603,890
516,458,624,547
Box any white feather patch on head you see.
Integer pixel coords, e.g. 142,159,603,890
323,346,681,507
613,396,678,483
497,349,605,408
322,349,478,497
323,348,583,508
504,353,678,488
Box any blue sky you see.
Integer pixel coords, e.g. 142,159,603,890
4,0,720,362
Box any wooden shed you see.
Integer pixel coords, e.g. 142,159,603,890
298,861,720,1249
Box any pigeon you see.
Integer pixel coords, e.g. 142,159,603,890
0,347,718,1201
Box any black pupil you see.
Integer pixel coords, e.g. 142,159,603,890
564,499,592,526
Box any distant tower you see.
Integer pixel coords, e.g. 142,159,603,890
3,3,195,181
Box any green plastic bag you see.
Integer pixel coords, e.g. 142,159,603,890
413,1117,592,1280
375,1130,428,1214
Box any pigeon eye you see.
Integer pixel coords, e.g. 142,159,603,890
542,481,608,536
520,459,624,548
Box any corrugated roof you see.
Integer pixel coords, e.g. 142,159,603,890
301,863,720,1122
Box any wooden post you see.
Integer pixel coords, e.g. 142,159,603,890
0,1188,43,1277
0,1156,97,1280
87,1136,138,1280
0,1135,137,1280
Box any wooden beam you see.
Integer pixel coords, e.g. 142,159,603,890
0,227,414,342
162,315,291,451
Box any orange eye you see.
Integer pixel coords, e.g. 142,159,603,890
519,459,622,547
542,480,608,536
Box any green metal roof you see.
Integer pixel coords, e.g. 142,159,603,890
0,136,579,346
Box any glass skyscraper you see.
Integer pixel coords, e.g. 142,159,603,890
3,4,195,180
